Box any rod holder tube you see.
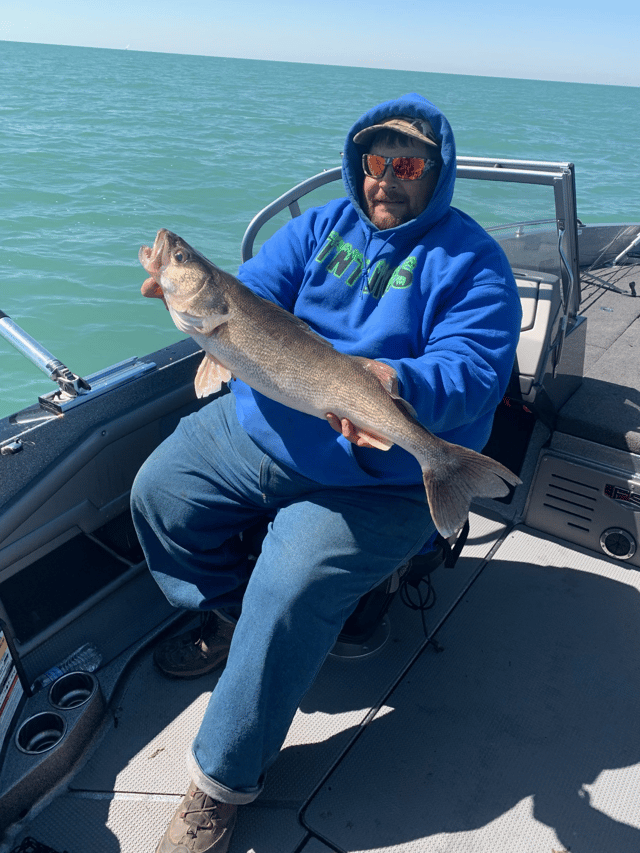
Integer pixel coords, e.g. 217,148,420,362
613,232,640,266
0,310,62,379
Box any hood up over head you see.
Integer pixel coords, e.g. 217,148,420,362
342,93,456,238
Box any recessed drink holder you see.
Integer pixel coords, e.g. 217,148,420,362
49,670,97,710
15,712,67,755
0,671,105,830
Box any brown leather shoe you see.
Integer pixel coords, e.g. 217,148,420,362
156,781,238,853
153,612,235,679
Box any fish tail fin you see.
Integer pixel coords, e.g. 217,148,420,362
422,442,521,539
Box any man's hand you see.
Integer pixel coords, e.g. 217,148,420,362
325,358,399,449
325,413,381,448
141,277,168,308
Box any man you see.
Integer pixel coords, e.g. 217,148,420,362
131,93,522,853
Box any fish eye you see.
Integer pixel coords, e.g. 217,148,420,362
174,250,186,262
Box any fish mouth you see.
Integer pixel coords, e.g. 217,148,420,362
139,229,174,300
139,228,171,276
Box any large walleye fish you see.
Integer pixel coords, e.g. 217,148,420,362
139,229,520,537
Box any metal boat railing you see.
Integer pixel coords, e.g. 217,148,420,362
241,158,582,379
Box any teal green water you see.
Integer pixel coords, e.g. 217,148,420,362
1,40,638,418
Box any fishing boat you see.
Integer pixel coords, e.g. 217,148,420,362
1,157,639,853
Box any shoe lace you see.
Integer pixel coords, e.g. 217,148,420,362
192,612,217,646
182,790,221,832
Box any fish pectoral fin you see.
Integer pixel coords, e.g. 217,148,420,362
167,305,201,335
168,305,228,336
194,353,233,398
353,427,394,451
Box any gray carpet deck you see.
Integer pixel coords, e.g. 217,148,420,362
11,515,640,853
304,525,640,852
9,513,508,853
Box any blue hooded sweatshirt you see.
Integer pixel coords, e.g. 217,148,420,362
230,93,522,488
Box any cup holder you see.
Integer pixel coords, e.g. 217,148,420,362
16,711,67,755
49,670,98,710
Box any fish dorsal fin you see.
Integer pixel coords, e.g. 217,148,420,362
359,358,418,419
194,353,233,398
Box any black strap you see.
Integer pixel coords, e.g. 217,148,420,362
438,517,470,569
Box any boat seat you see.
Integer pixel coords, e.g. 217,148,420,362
515,269,560,398
506,267,585,421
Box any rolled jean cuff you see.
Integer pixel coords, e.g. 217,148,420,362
187,747,262,805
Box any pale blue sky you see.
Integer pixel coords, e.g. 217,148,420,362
1,0,638,86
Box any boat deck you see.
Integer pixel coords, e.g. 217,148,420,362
4,263,640,853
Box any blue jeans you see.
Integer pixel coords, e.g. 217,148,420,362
130,392,435,803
